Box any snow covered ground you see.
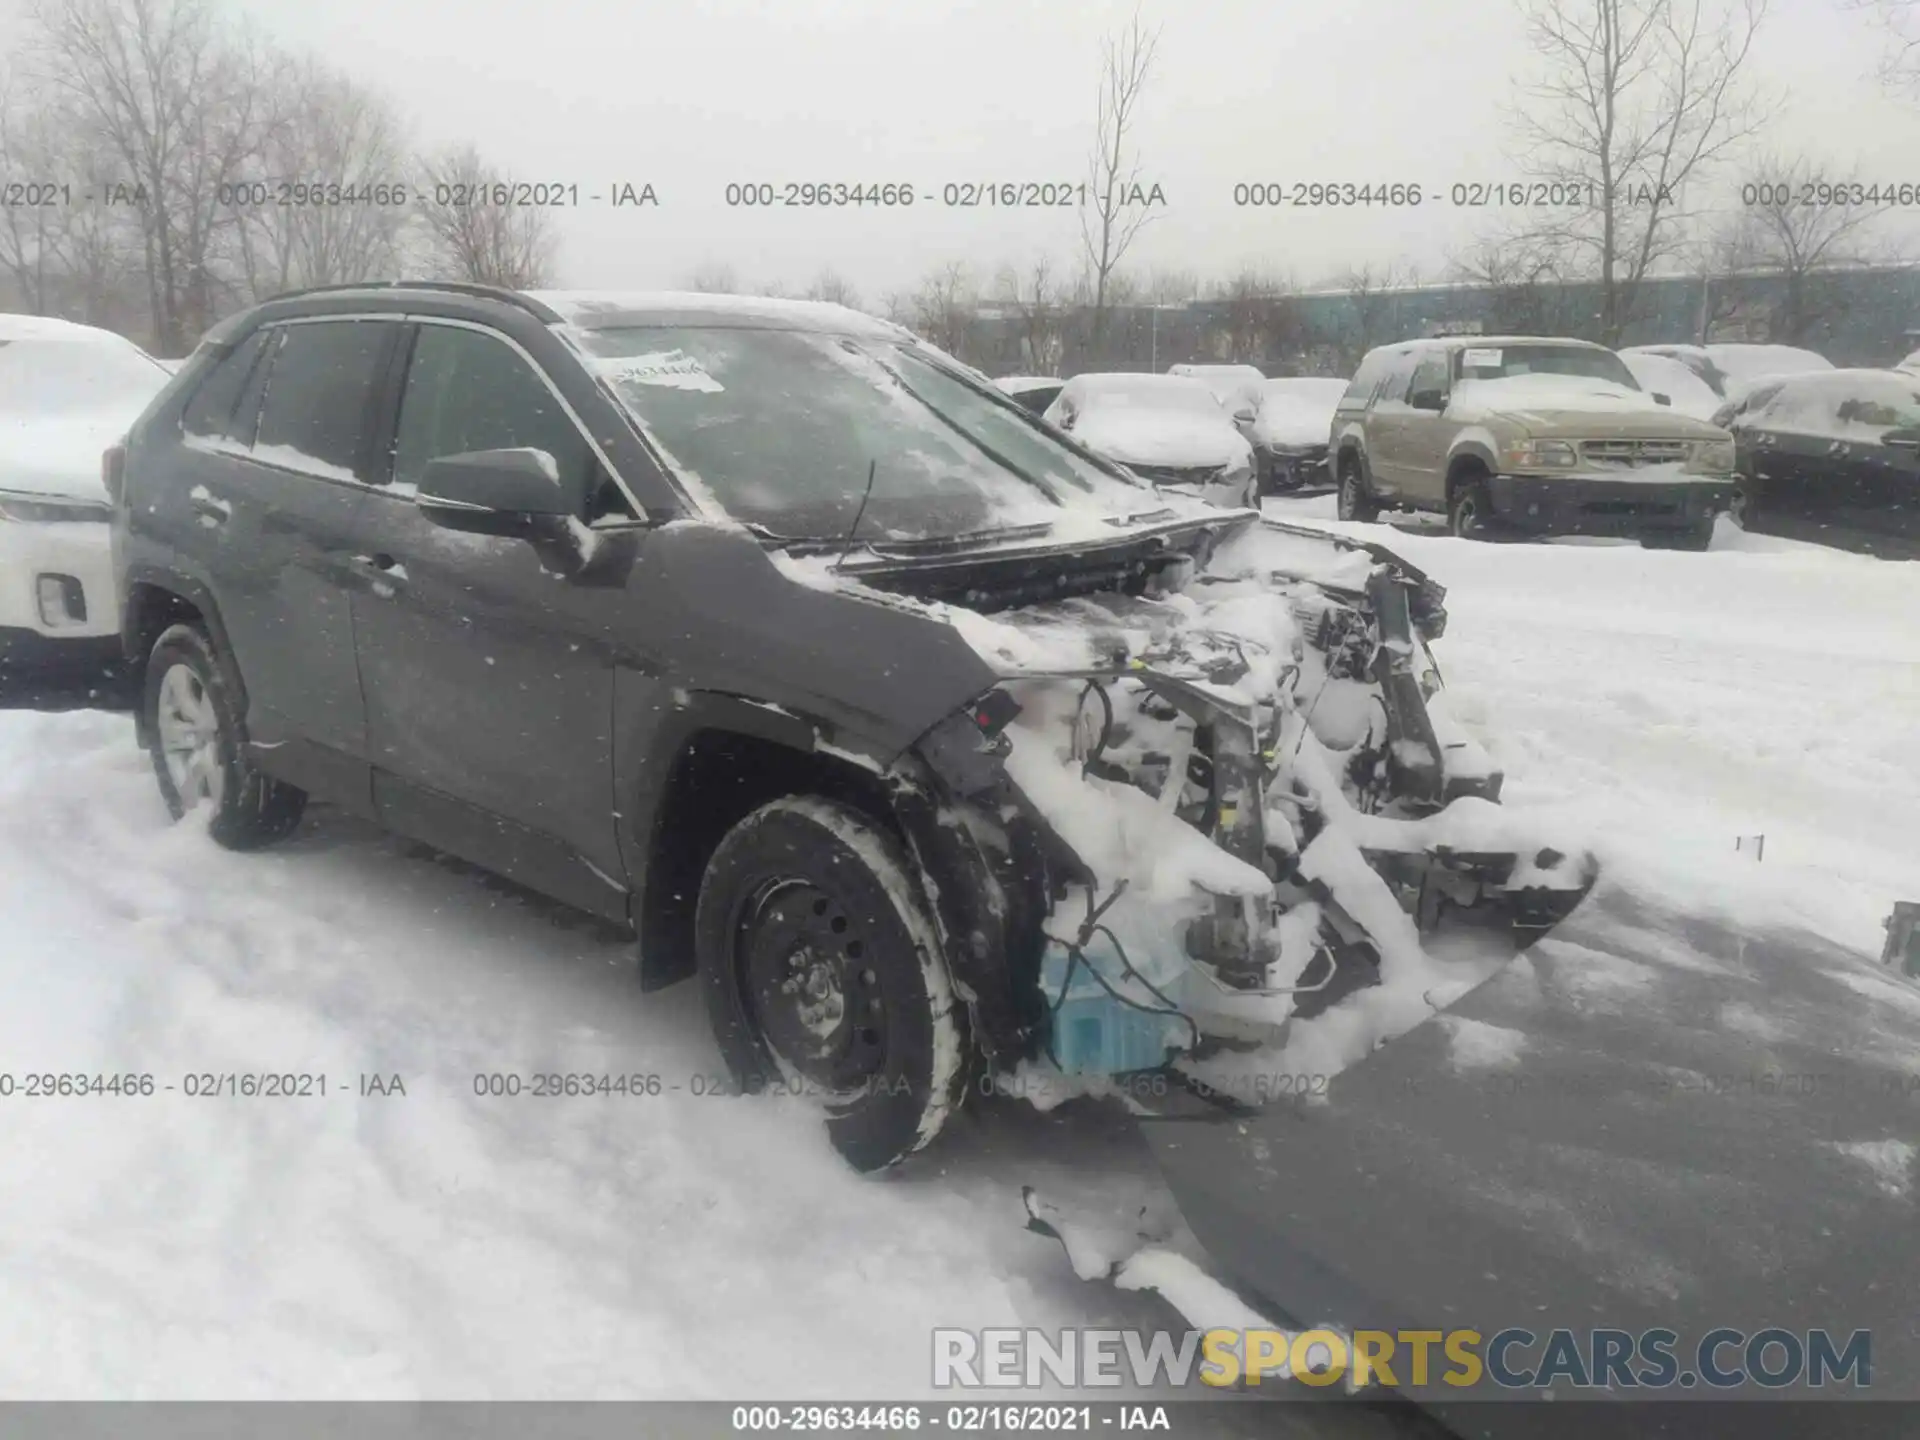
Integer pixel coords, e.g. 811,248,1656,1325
0,504,1913,1400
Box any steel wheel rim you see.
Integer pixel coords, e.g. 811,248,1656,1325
156,663,224,810
737,878,888,1095
1456,497,1480,535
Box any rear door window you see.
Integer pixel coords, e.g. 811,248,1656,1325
252,320,395,481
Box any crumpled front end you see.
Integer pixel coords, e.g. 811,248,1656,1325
923,519,1597,1085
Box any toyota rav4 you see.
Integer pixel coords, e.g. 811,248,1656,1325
113,284,1592,1172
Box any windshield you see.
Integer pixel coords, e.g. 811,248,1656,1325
1455,344,1639,390
576,325,1154,540
1073,376,1230,418
0,337,170,416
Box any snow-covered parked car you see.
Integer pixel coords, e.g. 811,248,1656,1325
1248,376,1347,493
1622,342,1834,403
1,314,172,664
1044,372,1258,508
1897,348,1920,374
1617,348,1724,420
991,374,1064,414
116,283,1593,1179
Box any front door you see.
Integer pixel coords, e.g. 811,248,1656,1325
1396,352,1454,506
349,320,634,919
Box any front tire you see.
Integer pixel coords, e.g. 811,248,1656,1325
694,796,968,1172
1336,458,1380,522
143,622,306,848
1448,480,1497,540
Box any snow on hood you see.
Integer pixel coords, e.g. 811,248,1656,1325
0,412,130,501
1706,344,1832,381
1070,410,1250,469
1449,373,1690,424
1251,381,1345,448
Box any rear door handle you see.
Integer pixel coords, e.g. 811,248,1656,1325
188,486,231,525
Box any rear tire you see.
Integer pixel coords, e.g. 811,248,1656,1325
1336,458,1380,522
694,796,968,1172
143,622,306,849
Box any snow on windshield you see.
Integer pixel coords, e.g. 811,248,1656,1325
575,326,1153,541
1253,378,1346,445
0,336,169,416
1705,344,1834,381
1752,371,1920,439
1618,353,1722,420
1067,374,1230,417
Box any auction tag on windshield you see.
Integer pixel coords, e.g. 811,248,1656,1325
1461,347,1503,369
605,350,724,392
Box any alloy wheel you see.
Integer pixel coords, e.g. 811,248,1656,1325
155,663,224,810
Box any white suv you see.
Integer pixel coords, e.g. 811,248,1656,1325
0,315,171,659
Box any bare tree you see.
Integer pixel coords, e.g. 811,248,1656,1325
683,260,739,293
1507,0,1774,344
231,59,412,301
1708,154,1889,344
803,268,860,308
28,0,289,350
1080,14,1159,352
413,143,557,287
1844,0,1920,89
995,255,1064,372
1338,261,1408,366
1143,266,1199,305
1211,267,1302,366
907,261,977,358
1448,236,1591,337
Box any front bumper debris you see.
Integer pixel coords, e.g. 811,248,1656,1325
944,518,1598,1082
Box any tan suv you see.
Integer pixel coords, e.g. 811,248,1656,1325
1329,337,1738,550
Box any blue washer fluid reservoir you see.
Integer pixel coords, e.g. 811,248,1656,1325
1038,933,1190,1076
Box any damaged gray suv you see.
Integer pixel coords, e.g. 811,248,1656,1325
112,284,1594,1173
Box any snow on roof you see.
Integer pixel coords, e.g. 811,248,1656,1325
0,313,135,344
523,289,906,337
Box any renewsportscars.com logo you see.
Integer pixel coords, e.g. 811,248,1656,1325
932,1326,1873,1392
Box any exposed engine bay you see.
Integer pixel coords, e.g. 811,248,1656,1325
915,520,1598,1090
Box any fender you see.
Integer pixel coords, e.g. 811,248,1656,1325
1445,430,1502,487
119,564,249,743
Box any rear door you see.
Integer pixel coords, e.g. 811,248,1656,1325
348,319,633,920
173,315,400,811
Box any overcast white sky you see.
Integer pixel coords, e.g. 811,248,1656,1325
7,0,1920,297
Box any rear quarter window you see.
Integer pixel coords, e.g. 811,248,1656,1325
252,320,393,479
181,329,273,444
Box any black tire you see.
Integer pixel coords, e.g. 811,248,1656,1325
1448,479,1497,540
1335,458,1380,522
694,796,968,1172
142,622,306,849
1640,521,1715,552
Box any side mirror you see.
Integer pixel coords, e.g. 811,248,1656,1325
1231,402,1257,426
1885,428,1920,450
1652,392,1672,406
416,447,588,538
1409,388,1446,412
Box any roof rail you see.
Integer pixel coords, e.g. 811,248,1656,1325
260,280,561,322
